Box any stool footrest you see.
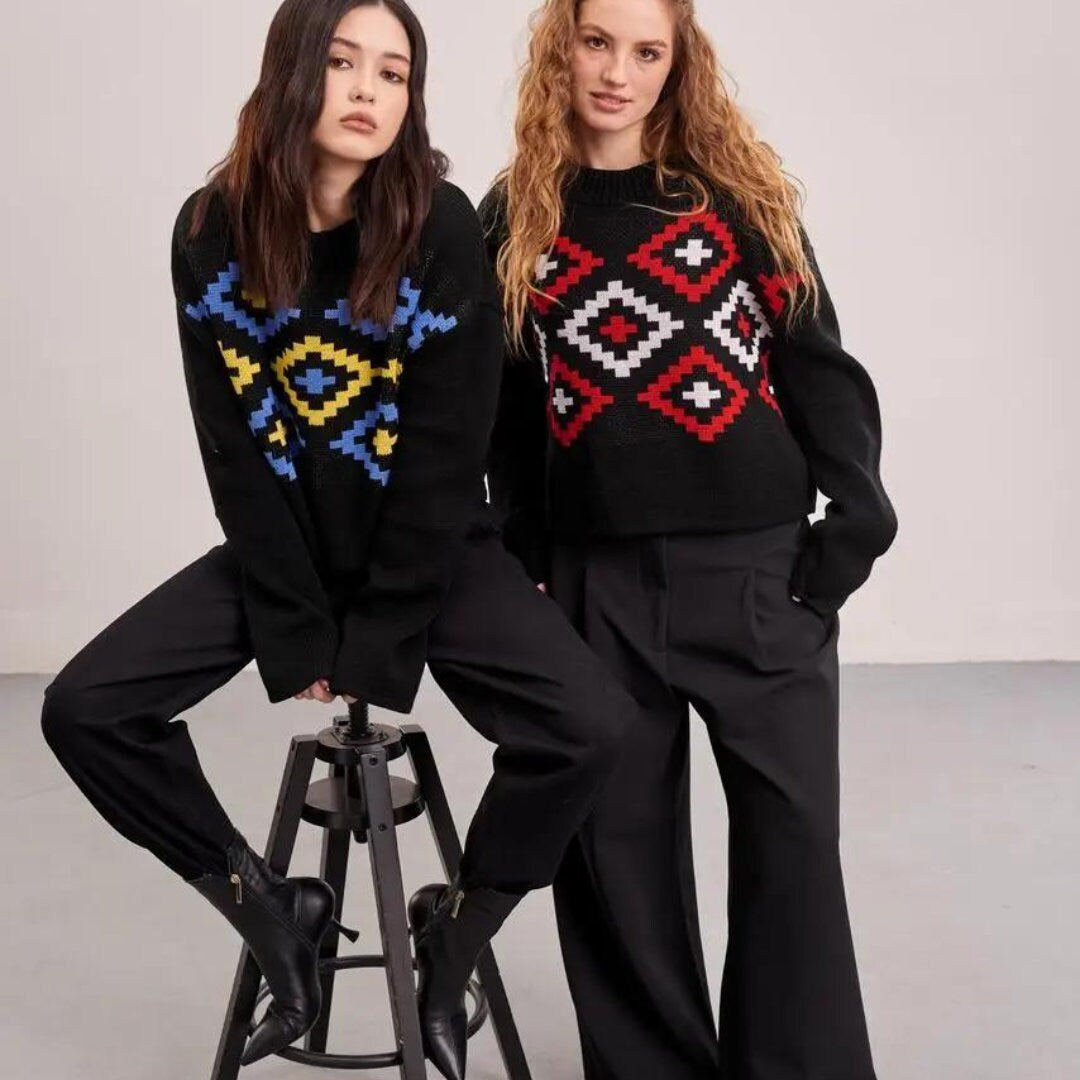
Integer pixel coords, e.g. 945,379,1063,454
250,955,490,1070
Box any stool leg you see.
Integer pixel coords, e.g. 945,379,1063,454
208,734,318,1080
359,746,428,1079
305,764,352,1054
401,725,533,1080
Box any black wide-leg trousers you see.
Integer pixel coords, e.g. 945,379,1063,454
40,531,633,892
547,519,877,1080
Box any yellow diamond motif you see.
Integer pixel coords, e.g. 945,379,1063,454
273,336,379,427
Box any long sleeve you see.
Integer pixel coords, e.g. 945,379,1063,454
769,231,899,615
171,210,340,702
478,184,552,585
326,190,505,712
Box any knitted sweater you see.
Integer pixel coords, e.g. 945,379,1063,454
171,180,503,708
479,163,897,615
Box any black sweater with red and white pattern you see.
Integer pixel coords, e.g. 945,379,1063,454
479,162,897,615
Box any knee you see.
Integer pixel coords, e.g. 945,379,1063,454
40,678,86,757
573,682,636,777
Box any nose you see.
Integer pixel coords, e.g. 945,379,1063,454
350,70,377,104
600,51,629,87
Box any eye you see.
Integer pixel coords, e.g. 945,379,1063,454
329,55,352,70
639,48,660,61
585,35,606,50
382,69,405,84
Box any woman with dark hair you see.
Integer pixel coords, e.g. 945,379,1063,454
481,0,898,1077
39,1,633,1074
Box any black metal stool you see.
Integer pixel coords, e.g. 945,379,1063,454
206,701,532,1079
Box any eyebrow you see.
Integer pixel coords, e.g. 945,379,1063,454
578,23,670,49
330,35,412,65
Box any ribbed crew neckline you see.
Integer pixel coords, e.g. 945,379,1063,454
565,161,662,206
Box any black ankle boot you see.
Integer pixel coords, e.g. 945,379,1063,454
188,831,359,1066
407,877,523,1080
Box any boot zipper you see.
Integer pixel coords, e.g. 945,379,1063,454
450,887,465,919
226,845,243,905
225,846,318,949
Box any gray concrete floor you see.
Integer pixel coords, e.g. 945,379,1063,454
3,662,1077,1079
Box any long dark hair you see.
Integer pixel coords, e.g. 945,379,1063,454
190,0,447,327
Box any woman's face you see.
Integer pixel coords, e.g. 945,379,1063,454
570,0,676,143
310,4,412,168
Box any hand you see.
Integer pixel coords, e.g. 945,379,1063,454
537,582,548,594
293,678,337,703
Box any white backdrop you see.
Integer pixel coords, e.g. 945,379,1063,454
2,0,1076,670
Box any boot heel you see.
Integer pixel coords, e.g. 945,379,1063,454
330,915,360,943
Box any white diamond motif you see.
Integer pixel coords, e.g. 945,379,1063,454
704,280,772,372
557,280,685,379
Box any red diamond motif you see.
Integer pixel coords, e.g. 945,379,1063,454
627,212,740,303
532,236,605,316
547,355,614,448
638,345,748,443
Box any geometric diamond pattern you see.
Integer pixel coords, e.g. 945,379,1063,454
627,212,740,303
183,248,465,492
704,279,772,372
557,280,684,379
272,335,381,427
638,345,748,443
324,277,421,341
247,386,305,480
186,263,301,345
532,236,605,316
547,355,614,448
323,275,458,351
329,402,400,486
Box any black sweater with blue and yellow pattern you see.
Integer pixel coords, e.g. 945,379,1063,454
171,181,502,708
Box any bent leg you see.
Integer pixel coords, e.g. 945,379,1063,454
40,543,254,880
424,533,635,895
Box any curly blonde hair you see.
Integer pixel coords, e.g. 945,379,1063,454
495,0,819,349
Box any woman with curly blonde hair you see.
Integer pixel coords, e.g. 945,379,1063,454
479,0,897,1076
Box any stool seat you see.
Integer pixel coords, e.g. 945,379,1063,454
203,706,532,1079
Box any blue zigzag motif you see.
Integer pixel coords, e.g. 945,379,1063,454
324,277,421,341
408,309,458,351
329,402,399,486
185,263,301,345
247,386,304,481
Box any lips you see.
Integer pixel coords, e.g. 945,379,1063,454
341,111,377,133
